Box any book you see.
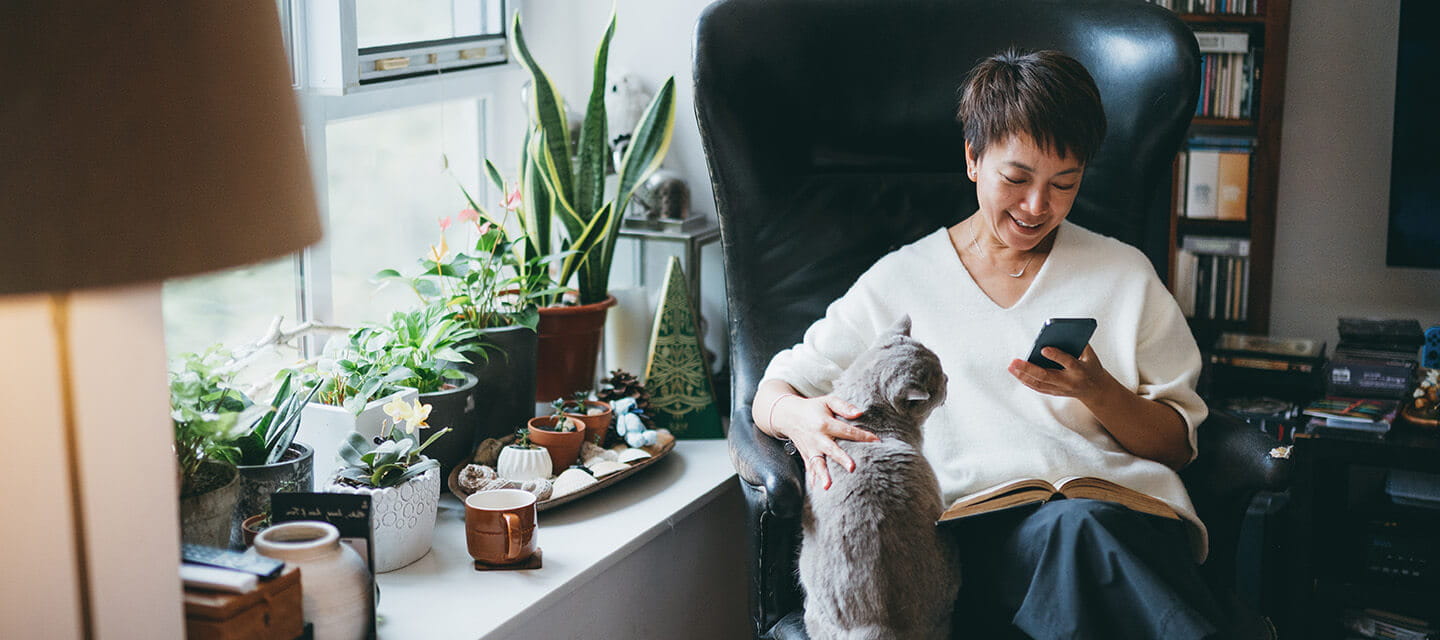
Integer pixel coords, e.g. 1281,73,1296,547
1185,149,1220,219
1182,234,1251,256
1195,31,1249,54
1216,151,1250,220
1303,397,1400,425
1213,332,1326,360
1326,356,1416,399
938,476,1179,522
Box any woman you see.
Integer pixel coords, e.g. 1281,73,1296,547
752,49,1227,639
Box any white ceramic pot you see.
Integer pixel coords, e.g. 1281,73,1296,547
299,388,418,489
254,521,371,640
497,445,552,481
326,464,440,573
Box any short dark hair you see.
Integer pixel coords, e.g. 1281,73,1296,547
956,48,1107,164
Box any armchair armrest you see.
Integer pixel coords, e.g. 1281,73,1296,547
729,408,807,639
728,408,806,518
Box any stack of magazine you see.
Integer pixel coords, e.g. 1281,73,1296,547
1343,608,1435,640
1303,397,1400,438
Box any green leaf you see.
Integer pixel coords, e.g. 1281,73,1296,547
575,14,615,227
396,458,439,484
511,13,574,208
373,268,403,281
434,347,472,364
338,433,369,467
415,279,441,298
484,159,506,193
413,427,452,457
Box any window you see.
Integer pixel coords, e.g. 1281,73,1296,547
162,0,508,368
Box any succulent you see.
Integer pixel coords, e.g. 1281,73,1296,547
511,429,539,449
334,422,450,489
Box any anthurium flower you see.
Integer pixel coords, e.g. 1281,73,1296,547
383,398,433,434
457,208,480,223
438,216,453,231
428,235,449,263
501,185,522,211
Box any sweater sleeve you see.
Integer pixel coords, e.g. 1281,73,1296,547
1134,270,1209,462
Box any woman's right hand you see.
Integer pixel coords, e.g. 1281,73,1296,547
770,394,876,491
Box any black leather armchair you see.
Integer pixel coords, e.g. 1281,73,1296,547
693,1,1290,638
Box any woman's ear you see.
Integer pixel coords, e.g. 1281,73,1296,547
964,141,978,181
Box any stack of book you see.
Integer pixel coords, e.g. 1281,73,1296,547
1174,235,1250,321
1176,136,1254,221
1329,318,1423,400
1144,0,1263,18
1303,318,1424,439
1206,333,1325,441
1342,608,1435,640
1193,32,1259,120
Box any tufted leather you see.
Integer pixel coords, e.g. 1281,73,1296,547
695,1,1288,638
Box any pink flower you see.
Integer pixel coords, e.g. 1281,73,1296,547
478,222,494,235
501,186,523,212
457,208,481,224
438,216,453,231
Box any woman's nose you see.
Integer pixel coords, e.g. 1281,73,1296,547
1022,187,1050,215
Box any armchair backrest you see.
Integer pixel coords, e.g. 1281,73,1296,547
695,0,1200,418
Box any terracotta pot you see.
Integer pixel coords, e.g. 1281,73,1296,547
527,415,587,473
535,295,617,401
564,400,613,445
241,513,268,548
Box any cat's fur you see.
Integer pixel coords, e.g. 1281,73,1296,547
799,316,958,640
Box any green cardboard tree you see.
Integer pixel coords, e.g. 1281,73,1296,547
643,257,723,439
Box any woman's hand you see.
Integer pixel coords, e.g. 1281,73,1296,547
1007,345,1117,403
770,395,877,491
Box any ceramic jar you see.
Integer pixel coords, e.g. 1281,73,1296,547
254,521,371,640
325,464,441,573
496,445,553,482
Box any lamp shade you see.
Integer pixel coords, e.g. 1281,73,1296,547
0,2,322,295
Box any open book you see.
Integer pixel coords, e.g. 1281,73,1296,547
938,476,1180,523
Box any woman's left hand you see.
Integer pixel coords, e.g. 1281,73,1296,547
1008,345,1117,403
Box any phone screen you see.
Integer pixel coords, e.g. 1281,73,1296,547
1026,318,1097,370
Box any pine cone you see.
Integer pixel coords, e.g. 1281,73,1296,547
598,369,656,432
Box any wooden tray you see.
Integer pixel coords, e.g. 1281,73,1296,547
447,434,676,512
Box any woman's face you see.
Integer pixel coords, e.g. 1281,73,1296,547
965,135,1085,251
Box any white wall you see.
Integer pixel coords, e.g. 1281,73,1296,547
1263,0,1440,346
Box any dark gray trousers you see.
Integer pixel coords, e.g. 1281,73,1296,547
949,498,1227,640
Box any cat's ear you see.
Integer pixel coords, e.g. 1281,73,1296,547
884,315,912,338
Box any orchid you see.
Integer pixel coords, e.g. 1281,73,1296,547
383,398,433,435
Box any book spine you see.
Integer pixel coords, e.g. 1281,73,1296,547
1182,234,1251,256
1216,151,1250,220
1175,248,1197,318
1186,150,1221,219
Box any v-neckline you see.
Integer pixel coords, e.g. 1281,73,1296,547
945,223,1063,311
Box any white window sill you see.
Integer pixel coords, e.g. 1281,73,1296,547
373,439,738,639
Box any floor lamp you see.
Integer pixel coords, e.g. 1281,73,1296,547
0,3,321,637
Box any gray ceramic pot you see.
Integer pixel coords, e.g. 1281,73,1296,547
456,326,538,444
230,442,314,548
416,372,479,478
179,461,240,547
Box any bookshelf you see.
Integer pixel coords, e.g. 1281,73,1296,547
1150,0,1293,349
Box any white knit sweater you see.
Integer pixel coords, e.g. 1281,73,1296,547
763,222,1211,560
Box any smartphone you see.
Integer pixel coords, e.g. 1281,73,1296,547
1026,318,1097,370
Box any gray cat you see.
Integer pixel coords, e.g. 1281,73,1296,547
799,315,958,640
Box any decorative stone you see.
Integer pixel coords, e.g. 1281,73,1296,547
552,468,600,498
588,460,629,479
617,448,652,464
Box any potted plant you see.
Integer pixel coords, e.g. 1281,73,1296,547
375,210,560,444
170,346,252,546
481,13,677,400
325,398,450,573
222,372,321,547
553,391,614,445
527,410,587,473
496,429,553,482
358,303,485,476
291,330,420,479
239,478,301,548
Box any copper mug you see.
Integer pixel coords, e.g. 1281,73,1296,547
465,489,538,565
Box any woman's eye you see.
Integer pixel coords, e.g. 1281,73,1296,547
1002,174,1026,185
1052,183,1077,191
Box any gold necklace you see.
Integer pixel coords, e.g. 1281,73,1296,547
971,228,1035,278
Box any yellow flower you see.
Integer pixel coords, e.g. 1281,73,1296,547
428,235,449,263
383,398,433,435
